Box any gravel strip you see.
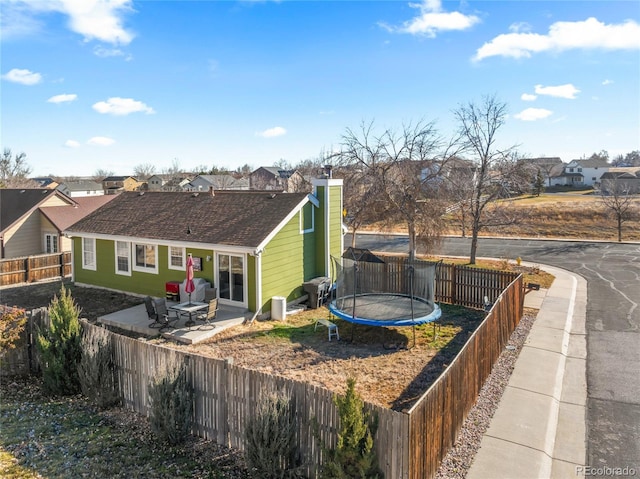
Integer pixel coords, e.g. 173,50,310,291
435,311,536,479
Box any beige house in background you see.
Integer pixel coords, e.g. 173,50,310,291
102,176,143,195
0,189,113,259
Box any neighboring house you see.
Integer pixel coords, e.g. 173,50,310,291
599,168,640,195
249,167,307,192
31,177,59,189
0,189,74,258
518,157,564,186
65,177,343,317
187,174,250,191
57,180,104,197
102,176,143,195
40,196,116,253
0,189,117,259
551,158,609,187
146,175,167,191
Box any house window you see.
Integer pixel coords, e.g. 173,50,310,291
45,233,58,253
569,168,574,172
133,243,157,273
300,202,314,233
82,238,96,270
578,168,582,172
115,241,131,275
169,246,185,270
592,177,596,181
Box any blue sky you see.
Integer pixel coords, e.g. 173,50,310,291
2,0,639,177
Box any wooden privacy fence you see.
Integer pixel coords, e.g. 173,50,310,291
6,264,524,478
97,327,408,478
0,307,49,377
358,255,519,310
406,275,524,479
0,252,72,287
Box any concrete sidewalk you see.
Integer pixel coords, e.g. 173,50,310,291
467,265,588,479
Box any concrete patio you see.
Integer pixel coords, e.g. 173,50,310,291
98,300,255,345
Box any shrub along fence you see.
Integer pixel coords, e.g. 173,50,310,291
6,261,524,478
0,252,72,287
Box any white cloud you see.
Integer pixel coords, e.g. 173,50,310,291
514,108,553,121
602,79,614,85
64,140,80,148
474,17,640,61
257,126,287,138
92,97,155,115
534,84,580,99
1,0,135,45
47,93,77,103
521,93,537,101
380,0,480,37
93,46,131,60
1,68,42,85
87,136,115,146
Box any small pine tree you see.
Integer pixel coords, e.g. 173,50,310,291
78,326,120,409
36,284,82,396
244,391,303,478
148,362,193,446
319,377,383,479
532,169,545,197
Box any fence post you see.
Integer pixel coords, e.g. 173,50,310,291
451,264,457,305
23,257,29,283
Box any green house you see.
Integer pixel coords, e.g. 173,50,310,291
65,178,343,317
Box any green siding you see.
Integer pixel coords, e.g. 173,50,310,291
247,254,256,312
73,238,215,298
315,185,327,274
328,185,343,262
260,211,318,313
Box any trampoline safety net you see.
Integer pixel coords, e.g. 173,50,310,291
329,253,442,327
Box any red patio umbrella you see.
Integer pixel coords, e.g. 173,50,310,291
185,254,195,304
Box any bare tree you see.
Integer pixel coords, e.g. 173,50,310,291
453,95,524,264
337,120,455,259
133,163,156,179
93,168,114,182
0,148,37,188
600,178,637,242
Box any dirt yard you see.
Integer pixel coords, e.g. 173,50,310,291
2,261,545,411
151,303,487,411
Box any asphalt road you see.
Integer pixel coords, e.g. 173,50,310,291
350,233,640,473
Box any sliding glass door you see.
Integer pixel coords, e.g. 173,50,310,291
217,253,245,306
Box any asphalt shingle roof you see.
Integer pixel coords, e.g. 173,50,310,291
1,189,61,232
66,190,309,249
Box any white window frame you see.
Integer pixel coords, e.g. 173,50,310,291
168,246,186,271
115,241,131,276
216,252,248,308
44,233,58,254
299,203,315,234
132,243,158,274
82,238,96,270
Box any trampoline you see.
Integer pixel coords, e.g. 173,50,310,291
328,249,442,345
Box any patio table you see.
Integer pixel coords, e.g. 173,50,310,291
169,301,208,328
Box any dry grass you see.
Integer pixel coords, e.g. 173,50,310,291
364,193,640,241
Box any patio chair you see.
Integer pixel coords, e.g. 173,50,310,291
144,296,158,325
204,287,217,302
197,298,218,326
150,298,179,332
